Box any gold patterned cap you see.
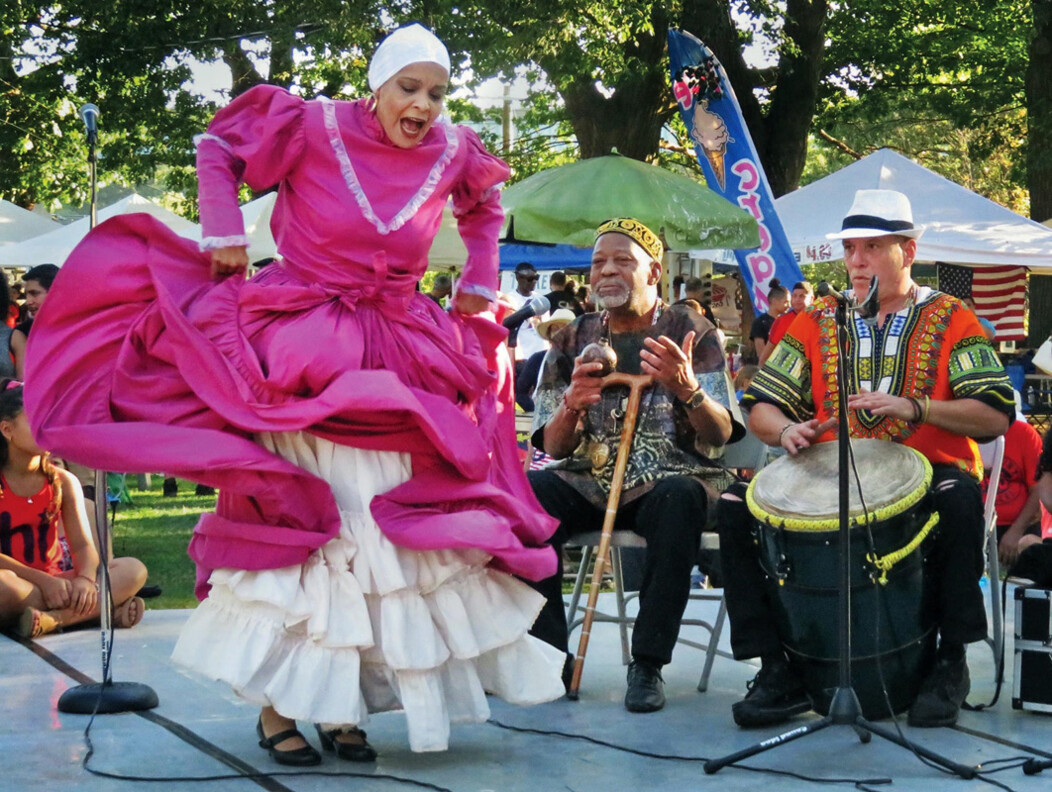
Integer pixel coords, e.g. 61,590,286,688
595,217,663,262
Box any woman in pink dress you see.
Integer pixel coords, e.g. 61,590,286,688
25,24,563,764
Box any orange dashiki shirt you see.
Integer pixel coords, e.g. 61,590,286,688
742,288,1015,480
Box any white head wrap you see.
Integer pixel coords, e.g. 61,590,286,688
368,23,451,92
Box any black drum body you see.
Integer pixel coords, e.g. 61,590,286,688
747,439,939,719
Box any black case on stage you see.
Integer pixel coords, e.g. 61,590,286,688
1013,587,1052,712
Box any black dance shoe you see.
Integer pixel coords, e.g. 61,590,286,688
256,717,322,766
315,724,378,762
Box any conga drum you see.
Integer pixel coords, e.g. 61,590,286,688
747,439,939,718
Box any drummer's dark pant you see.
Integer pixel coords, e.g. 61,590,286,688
717,465,988,661
525,471,706,667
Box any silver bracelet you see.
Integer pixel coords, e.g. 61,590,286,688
777,423,795,443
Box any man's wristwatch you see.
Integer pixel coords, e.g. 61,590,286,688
682,386,707,411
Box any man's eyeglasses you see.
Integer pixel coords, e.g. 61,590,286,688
517,273,539,281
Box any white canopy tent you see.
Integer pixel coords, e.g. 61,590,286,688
0,192,289,268
181,192,279,264
427,201,469,270
774,148,1052,269
0,200,60,247
0,193,197,268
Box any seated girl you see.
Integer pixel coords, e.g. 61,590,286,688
0,381,147,638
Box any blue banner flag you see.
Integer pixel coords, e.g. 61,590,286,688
667,29,804,312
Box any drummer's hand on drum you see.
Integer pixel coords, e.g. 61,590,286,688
211,245,249,279
640,332,697,399
846,389,915,422
780,417,837,455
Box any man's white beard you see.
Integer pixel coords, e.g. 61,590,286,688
595,285,630,310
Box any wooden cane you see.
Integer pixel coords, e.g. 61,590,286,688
567,371,653,700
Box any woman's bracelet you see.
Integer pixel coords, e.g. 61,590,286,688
921,395,931,424
777,423,795,443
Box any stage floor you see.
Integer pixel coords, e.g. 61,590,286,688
5,590,1051,792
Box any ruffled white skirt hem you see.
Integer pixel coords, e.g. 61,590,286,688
172,433,564,752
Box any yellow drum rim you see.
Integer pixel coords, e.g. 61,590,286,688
746,446,933,533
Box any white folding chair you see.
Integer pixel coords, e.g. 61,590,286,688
565,430,771,692
980,435,1006,676
565,532,729,692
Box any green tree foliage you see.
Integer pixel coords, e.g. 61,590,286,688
1,0,1046,222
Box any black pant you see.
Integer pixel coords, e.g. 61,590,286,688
717,464,988,661
525,471,706,667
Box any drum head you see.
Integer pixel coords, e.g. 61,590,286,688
749,439,930,527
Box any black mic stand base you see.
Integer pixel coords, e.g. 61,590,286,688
704,686,976,778
58,681,158,715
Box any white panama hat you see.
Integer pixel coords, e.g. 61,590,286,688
826,189,925,241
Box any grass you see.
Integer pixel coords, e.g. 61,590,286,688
110,477,215,609
109,476,595,608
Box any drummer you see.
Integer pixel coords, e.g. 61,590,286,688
717,190,1015,729
524,218,744,713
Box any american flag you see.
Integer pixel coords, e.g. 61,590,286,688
936,263,1028,341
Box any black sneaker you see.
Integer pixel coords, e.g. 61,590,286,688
732,661,811,728
624,660,665,713
162,477,178,497
907,654,970,727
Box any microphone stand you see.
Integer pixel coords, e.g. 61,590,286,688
58,106,158,714
704,290,974,777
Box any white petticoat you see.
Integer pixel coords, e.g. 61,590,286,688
171,431,565,752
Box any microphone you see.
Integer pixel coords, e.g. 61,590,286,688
817,277,880,323
503,294,549,348
79,103,100,143
817,281,848,303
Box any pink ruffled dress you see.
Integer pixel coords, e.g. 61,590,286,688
24,85,564,751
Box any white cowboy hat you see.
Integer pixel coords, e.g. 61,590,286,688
826,189,925,241
537,308,576,340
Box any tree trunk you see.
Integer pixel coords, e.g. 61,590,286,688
762,0,828,196
559,71,670,160
1028,0,1052,221
541,5,671,160
223,43,266,98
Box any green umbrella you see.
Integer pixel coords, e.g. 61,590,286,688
501,153,760,251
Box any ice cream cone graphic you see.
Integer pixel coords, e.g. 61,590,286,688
691,99,730,191
704,147,727,190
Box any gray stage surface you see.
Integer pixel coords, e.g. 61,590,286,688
4,591,1051,792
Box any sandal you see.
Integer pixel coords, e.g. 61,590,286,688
17,607,59,639
112,597,145,629
256,717,321,766
315,724,378,762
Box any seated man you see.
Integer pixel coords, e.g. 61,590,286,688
525,218,743,713
718,190,1013,729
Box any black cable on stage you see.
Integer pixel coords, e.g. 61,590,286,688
486,718,895,787
12,630,455,792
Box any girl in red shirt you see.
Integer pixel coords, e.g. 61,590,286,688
0,381,148,637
